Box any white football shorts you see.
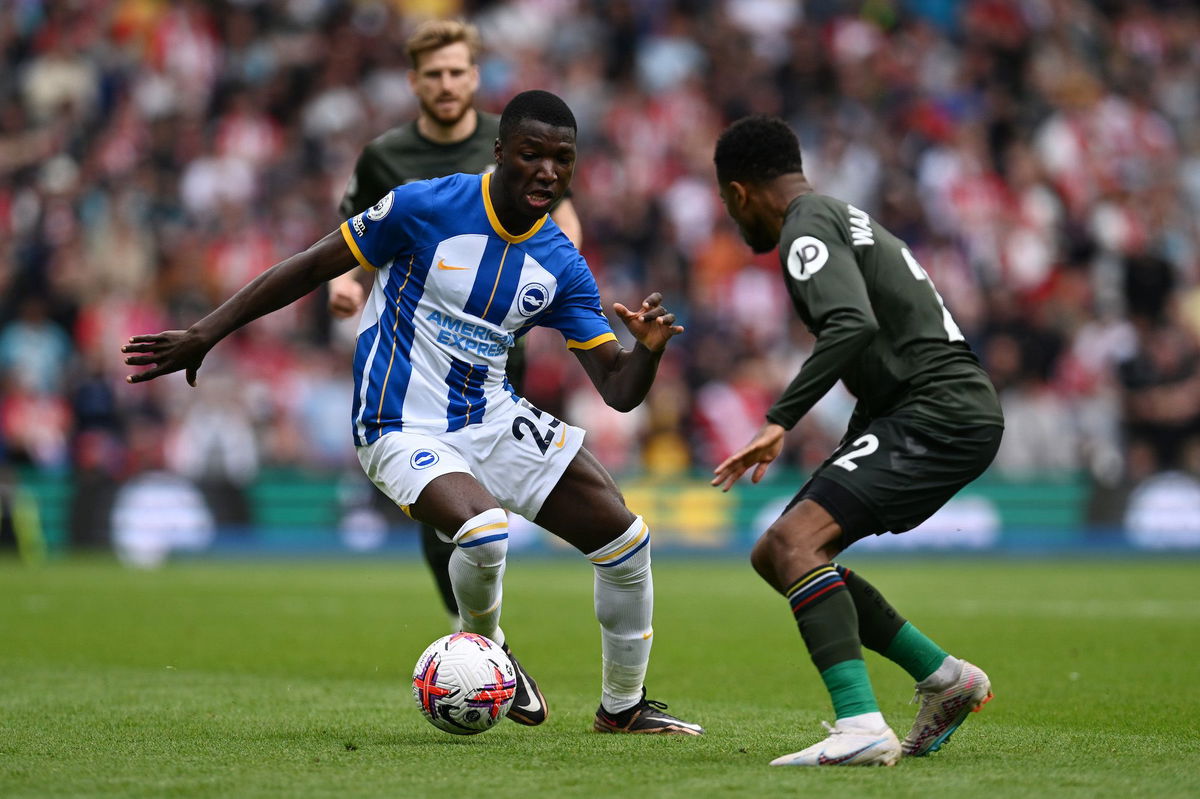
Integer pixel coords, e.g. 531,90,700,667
356,397,585,525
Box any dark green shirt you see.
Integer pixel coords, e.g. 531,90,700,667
767,193,1003,434
339,112,500,218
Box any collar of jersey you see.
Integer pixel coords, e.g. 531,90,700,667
481,172,547,244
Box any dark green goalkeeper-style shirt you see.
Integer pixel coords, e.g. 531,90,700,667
338,112,501,218
767,193,1004,434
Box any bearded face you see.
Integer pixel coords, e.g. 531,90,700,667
410,42,479,129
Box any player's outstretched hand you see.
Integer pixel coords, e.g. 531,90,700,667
613,292,684,352
122,330,211,387
711,422,787,492
328,272,365,319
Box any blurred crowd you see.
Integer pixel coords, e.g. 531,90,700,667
3,0,1200,517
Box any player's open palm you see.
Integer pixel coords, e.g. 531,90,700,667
122,330,210,387
711,423,787,492
613,292,684,352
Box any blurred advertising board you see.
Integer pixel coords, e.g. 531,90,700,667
8,468,1200,563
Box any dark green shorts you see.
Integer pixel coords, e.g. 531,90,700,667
791,415,1003,548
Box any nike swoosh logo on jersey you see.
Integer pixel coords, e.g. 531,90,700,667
437,258,471,271
554,426,567,448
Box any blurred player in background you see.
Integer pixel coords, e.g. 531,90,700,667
711,116,1004,766
124,91,701,736
331,19,582,629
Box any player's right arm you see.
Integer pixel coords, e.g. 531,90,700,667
711,422,786,492
127,182,424,385
765,214,877,431
123,230,361,386
329,146,394,319
711,209,875,490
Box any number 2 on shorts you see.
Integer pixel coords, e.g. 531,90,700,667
832,434,879,472
512,415,562,455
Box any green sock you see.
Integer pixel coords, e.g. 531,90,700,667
883,621,948,682
786,565,881,720
820,659,880,719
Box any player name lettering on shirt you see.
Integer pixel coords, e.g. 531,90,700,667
426,310,515,357
847,204,874,247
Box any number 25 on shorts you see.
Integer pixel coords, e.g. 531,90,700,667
511,415,565,456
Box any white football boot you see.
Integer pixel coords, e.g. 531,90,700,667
901,659,993,757
769,720,901,767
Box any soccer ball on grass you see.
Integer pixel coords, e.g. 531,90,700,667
412,632,516,735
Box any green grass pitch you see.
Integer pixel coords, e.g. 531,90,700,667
2,554,1198,798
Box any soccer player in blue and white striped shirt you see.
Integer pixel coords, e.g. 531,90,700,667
123,90,702,736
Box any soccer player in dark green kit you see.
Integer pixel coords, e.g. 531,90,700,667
711,116,1004,766
328,20,582,654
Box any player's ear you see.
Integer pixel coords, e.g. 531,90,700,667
726,180,750,210
493,138,502,164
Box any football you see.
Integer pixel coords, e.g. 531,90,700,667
411,632,516,735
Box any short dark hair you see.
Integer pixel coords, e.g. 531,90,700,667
714,115,804,184
499,90,577,141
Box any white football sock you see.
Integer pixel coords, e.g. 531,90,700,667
837,711,889,732
588,515,653,714
448,508,509,644
917,655,963,692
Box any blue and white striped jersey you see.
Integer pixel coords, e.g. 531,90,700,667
338,172,616,446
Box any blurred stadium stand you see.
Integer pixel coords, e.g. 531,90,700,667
2,0,1200,560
